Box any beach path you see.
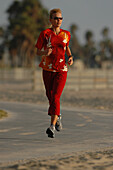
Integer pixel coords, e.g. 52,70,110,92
0,101,113,163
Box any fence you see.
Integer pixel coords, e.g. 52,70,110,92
0,68,113,91
0,68,33,91
66,68,113,90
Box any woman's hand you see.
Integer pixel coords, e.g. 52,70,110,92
45,47,52,56
68,56,73,66
66,46,73,66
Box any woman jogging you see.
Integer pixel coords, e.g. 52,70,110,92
35,8,73,138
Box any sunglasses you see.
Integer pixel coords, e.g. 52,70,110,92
53,17,63,20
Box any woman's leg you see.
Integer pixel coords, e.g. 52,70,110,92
51,115,58,126
42,70,53,105
43,70,67,117
49,71,67,118
43,70,67,137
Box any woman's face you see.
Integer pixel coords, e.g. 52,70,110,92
50,12,63,28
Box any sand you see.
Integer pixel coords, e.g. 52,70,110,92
0,89,113,170
1,148,113,170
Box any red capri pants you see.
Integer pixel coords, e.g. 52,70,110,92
43,70,67,116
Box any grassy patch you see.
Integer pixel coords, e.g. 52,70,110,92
0,110,8,119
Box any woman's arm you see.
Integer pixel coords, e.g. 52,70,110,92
66,46,73,66
37,47,52,56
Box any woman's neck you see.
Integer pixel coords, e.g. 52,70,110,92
52,27,60,35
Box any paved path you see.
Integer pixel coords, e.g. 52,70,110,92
0,101,113,163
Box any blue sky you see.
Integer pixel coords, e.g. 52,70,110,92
0,0,113,44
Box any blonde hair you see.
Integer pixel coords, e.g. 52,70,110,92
50,8,62,19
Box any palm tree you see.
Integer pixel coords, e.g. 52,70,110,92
0,27,5,62
85,31,94,45
70,24,82,60
83,30,97,68
101,27,109,40
100,27,113,64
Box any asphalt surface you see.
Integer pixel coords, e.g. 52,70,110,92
0,101,113,163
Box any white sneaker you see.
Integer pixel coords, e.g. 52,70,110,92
46,127,55,138
55,116,62,131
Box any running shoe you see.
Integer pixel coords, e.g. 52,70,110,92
46,127,55,138
55,116,62,131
